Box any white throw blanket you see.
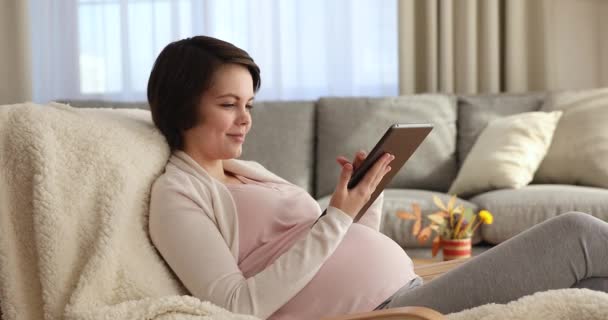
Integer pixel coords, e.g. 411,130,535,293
0,103,259,320
1,103,607,320
447,288,608,320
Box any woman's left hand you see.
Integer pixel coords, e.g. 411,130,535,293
336,150,366,172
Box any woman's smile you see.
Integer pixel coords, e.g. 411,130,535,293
227,133,245,143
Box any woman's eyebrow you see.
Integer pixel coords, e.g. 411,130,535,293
215,93,255,101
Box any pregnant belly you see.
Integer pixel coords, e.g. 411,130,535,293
268,224,418,320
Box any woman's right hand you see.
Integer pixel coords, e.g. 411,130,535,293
328,152,394,219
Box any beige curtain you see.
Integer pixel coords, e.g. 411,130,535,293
0,0,31,104
398,0,608,95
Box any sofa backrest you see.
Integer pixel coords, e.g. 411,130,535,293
315,95,458,198
240,101,316,194
59,99,150,110
64,92,548,199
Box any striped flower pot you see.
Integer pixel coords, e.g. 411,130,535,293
441,238,472,261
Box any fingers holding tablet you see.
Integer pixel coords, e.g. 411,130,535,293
327,123,433,222
361,152,394,195
352,150,366,170
372,154,393,188
336,150,367,171
329,152,394,219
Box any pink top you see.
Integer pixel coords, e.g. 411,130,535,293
151,152,360,319
226,174,417,319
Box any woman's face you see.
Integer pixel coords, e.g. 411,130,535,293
184,63,254,161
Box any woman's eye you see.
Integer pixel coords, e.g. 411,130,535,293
220,103,253,110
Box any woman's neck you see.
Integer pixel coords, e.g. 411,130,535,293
182,148,228,183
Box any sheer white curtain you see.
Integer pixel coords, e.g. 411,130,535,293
30,0,397,103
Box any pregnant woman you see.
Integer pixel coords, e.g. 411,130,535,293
147,36,608,319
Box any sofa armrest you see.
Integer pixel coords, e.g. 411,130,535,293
321,306,444,320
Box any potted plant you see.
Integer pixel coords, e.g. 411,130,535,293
396,195,493,261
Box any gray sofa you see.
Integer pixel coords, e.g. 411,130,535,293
65,92,608,258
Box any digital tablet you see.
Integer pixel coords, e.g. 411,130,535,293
348,123,433,222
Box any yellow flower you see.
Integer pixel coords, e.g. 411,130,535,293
479,210,493,224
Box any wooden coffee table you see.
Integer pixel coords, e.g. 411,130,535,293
414,257,470,282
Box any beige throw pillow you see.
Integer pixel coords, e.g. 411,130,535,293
534,88,608,187
449,111,563,197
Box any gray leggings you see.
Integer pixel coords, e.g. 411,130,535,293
379,212,608,314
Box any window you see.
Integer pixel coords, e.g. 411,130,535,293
30,0,398,102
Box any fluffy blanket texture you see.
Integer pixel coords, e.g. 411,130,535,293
447,288,608,320
1,103,607,320
0,103,258,320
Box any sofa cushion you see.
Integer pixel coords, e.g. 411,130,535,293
317,189,481,248
457,93,545,165
470,185,608,244
449,111,563,198
241,101,316,194
534,88,608,189
316,95,458,198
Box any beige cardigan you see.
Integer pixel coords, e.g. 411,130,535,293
149,151,383,319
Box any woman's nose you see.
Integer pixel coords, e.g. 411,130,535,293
238,107,251,124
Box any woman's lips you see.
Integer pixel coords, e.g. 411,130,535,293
227,134,245,142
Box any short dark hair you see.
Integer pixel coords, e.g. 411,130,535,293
147,35,261,151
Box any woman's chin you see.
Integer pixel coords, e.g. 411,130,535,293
228,148,242,159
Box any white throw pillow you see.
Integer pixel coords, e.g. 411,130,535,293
534,88,608,187
449,111,563,197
